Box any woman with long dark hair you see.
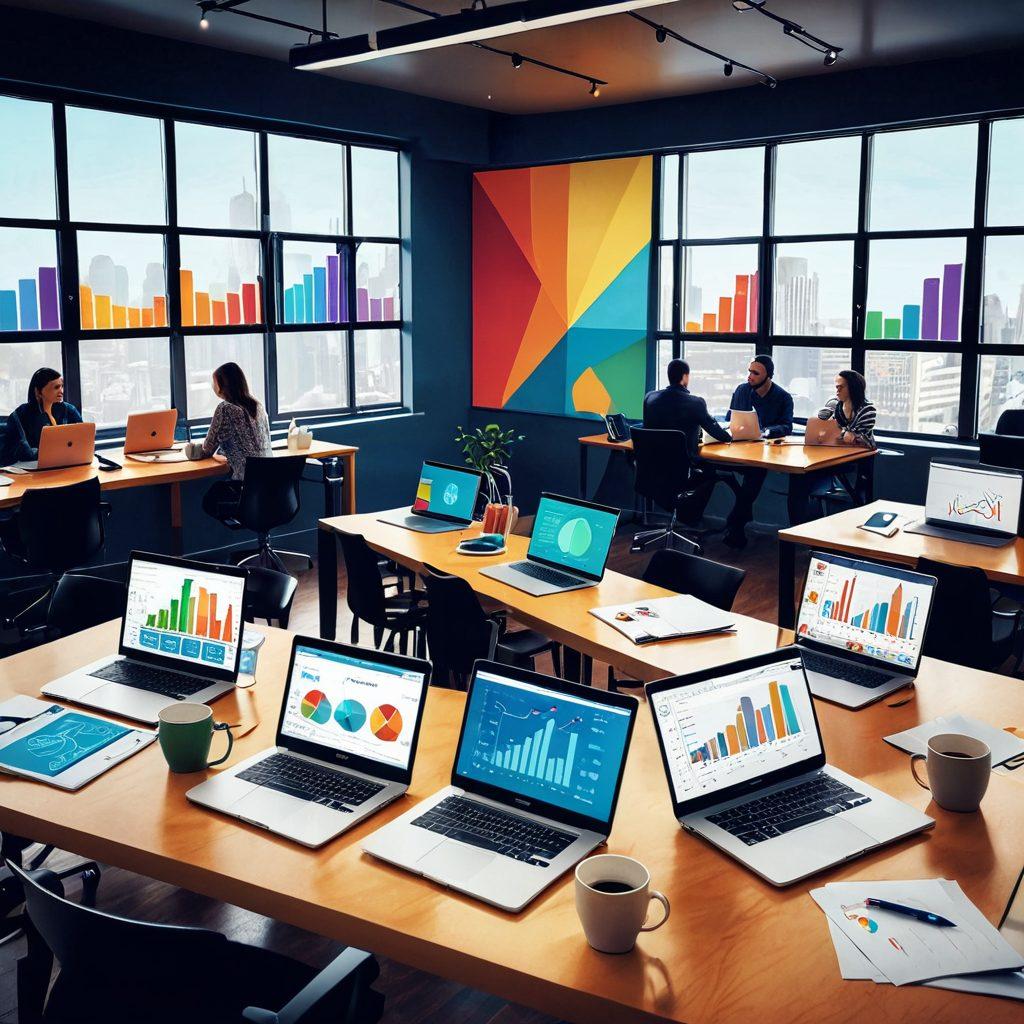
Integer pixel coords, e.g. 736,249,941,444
818,370,877,448
198,362,272,519
5,367,83,462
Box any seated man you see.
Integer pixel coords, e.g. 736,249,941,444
724,354,794,548
643,358,731,524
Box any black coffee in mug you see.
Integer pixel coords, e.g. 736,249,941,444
591,880,636,894
942,751,973,759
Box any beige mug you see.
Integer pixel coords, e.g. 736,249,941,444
183,441,205,460
575,854,670,954
911,732,991,812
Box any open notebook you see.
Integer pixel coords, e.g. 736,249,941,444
590,594,735,645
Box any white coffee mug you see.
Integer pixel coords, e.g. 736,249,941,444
575,854,670,954
911,732,991,813
184,441,205,460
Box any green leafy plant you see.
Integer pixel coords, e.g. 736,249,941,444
454,423,525,502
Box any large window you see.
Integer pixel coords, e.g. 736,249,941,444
657,114,1024,438
0,91,404,433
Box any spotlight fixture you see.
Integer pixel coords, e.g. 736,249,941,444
655,26,666,42
733,1,843,66
589,80,601,97
723,61,733,77
199,14,210,29
824,48,838,66
511,51,523,68
732,0,765,9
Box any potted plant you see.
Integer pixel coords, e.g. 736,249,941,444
454,422,525,507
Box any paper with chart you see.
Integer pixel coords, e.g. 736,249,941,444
885,714,1024,767
589,594,735,645
811,879,1024,986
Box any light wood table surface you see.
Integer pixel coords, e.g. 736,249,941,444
1,622,1022,1024
317,510,785,681
776,499,1024,629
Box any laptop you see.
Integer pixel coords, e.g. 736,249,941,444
802,416,844,446
645,648,933,887
125,409,185,462
727,409,761,441
9,422,96,471
377,460,485,534
43,552,247,725
795,552,937,709
188,636,431,848
480,493,619,596
905,461,1023,547
362,660,638,912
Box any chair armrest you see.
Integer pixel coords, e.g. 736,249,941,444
992,605,1023,622
243,947,376,1024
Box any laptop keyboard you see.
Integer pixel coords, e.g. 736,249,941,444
412,795,577,866
88,660,209,699
801,650,894,689
237,753,384,810
508,561,582,589
706,773,872,846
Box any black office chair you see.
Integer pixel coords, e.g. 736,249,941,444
979,433,1024,471
8,858,385,1024
918,557,1024,674
607,549,746,691
242,566,298,628
996,409,1024,436
338,531,427,655
422,565,561,689
45,564,128,640
215,456,311,573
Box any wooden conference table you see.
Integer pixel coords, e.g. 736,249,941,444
776,499,1024,630
1,439,357,553
2,622,1022,1024
316,510,784,681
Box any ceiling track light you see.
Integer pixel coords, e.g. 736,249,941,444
732,0,843,67
631,13,777,88
194,0,335,37
589,80,601,97
511,51,524,68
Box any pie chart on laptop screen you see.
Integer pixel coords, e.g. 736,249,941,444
334,698,367,733
300,690,332,725
370,703,403,742
557,517,593,558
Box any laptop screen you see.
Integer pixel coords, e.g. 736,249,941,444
796,553,935,673
280,644,428,773
411,461,481,522
527,495,618,580
925,462,1023,535
122,555,245,677
649,655,821,805
454,666,634,827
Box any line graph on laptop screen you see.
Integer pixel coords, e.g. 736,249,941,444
651,659,821,801
926,463,1022,532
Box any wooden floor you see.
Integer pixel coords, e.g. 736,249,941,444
0,524,787,1024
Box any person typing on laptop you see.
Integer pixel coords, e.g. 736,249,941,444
817,370,877,448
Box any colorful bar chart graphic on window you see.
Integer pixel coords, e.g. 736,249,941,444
0,265,61,332
281,244,348,325
684,272,759,333
179,269,261,327
688,680,801,764
865,262,963,341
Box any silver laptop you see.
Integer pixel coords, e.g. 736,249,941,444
727,409,761,441
480,493,619,596
377,460,485,534
646,649,934,887
188,637,430,848
43,552,246,724
362,660,638,912
795,552,937,709
905,461,1022,547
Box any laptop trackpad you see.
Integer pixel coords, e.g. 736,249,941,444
796,817,872,861
417,840,496,882
234,788,305,827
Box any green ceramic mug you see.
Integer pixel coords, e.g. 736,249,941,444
157,702,234,773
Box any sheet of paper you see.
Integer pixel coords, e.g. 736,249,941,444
811,879,1024,986
0,695,61,721
590,594,734,644
885,714,1024,767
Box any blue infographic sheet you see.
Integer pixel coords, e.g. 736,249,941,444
0,711,131,778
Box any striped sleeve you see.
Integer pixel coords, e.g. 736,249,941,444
849,403,877,446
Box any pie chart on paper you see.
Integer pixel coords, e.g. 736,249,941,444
300,689,332,725
334,698,367,733
370,703,403,742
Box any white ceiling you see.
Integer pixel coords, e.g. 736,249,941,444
9,0,1024,114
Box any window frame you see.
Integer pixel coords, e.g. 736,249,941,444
0,84,406,441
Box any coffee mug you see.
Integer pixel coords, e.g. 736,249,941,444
575,854,670,954
911,732,991,812
183,441,205,460
158,702,234,773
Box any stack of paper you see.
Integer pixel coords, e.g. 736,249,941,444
589,594,735,645
811,879,1024,1000
885,715,1024,767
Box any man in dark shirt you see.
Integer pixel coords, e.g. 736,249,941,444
642,358,731,524
723,354,794,548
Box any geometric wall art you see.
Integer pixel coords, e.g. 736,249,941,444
472,155,652,419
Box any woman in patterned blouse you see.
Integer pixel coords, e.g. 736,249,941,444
817,370,877,448
200,361,272,520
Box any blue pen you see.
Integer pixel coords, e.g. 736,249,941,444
865,898,956,927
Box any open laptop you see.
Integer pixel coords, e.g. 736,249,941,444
802,416,844,446
795,552,937,709
377,460,485,533
727,409,761,441
480,493,619,596
905,461,1023,547
645,648,933,887
362,660,638,912
8,422,96,471
43,552,246,724
125,409,185,462
188,636,430,847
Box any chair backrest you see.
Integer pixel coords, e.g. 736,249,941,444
642,549,746,611
630,428,694,513
46,572,127,638
238,455,306,532
996,409,1024,436
422,565,497,686
978,433,1024,471
243,566,298,626
18,477,104,573
338,532,390,626
916,557,994,669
